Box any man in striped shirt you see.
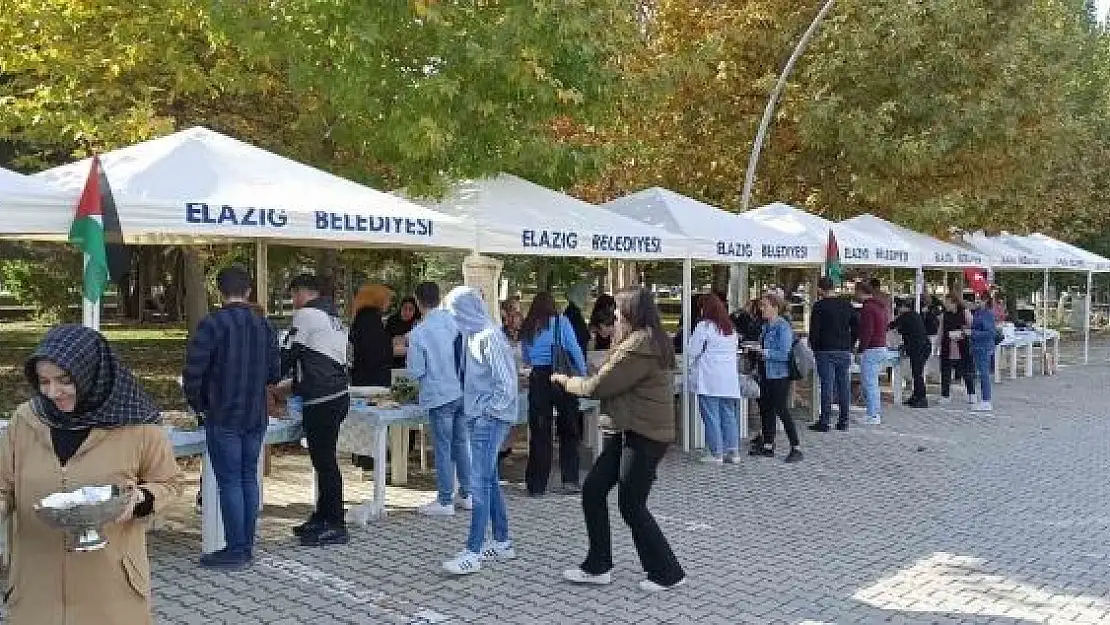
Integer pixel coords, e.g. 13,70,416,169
183,266,281,571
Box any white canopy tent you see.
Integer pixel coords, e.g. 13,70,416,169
1026,233,1110,272
961,233,1049,270
35,127,481,251
740,203,919,268
600,187,822,264
0,167,78,240
842,214,988,269
422,174,692,260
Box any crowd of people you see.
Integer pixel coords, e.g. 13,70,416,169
0,266,1014,621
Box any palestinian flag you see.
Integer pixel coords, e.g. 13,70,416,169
69,156,110,303
825,230,843,285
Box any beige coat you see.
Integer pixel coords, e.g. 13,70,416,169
564,329,676,443
0,402,183,625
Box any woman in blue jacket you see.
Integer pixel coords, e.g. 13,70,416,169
751,293,803,463
968,293,998,413
520,292,588,496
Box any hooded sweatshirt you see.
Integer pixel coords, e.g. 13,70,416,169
444,287,519,422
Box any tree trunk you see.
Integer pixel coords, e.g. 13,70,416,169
316,248,339,299
711,265,729,296
182,248,208,336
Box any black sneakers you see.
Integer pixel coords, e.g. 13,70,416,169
808,423,830,433
299,524,349,547
292,517,326,538
785,449,804,463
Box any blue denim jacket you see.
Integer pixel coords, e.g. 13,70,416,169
521,315,587,376
406,308,463,409
761,316,794,380
970,308,997,355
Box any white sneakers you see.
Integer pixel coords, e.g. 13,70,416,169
563,568,686,592
418,502,456,517
442,550,482,575
563,568,613,585
698,455,724,465
970,401,993,412
967,394,977,405
479,541,516,561
455,494,474,511
864,415,882,426
937,396,952,405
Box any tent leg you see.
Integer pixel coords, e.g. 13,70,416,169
1085,270,1092,365
681,257,693,453
1042,270,1050,328
255,241,269,314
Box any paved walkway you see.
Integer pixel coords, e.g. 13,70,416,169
71,341,1110,623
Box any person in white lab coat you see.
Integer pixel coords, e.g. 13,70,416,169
687,294,742,464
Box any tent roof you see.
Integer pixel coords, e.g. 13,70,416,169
741,203,919,268
961,233,1049,270
601,187,822,265
423,174,691,260
34,127,475,249
0,167,77,240
1017,233,1109,272
842,214,987,268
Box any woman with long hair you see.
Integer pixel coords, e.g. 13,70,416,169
688,293,742,464
520,292,587,496
386,295,422,369
349,284,393,387
552,288,686,592
751,293,803,463
3,325,182,624
588,294,617,350
938,293,975,405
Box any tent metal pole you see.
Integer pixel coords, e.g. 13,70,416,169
1042,270,1050,328
681,257,693,453
1085,270,1093,365
255,240,269,315
914,268,923,312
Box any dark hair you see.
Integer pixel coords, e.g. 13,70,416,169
414,282,441,308
216,265,252,299
855,281,874,296
615,288,675,369
698,291,733,335
289,273,321,294
817,277,835,292
521,292,558,343
943,292,965,312
712,290,728,305
869,277,882,290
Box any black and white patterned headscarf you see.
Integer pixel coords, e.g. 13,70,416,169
24,324,161,430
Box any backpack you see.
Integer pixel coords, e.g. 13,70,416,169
788,337,815,381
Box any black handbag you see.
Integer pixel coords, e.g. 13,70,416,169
551,317,576,376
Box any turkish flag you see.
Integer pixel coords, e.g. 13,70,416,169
964,268,991,295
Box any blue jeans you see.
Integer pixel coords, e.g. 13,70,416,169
428,399,472,506
205,423,266,556
815,351,851,426
466,416,511,554
697,395,738,456
972,349,993,401
860,348,887,418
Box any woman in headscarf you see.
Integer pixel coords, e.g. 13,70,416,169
386,295,422,370
1,325,182,625
349,284,393,387
440,287,519,575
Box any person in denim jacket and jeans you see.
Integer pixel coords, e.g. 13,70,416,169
751,293,803,463
968,293,998,413
441,287,520,575
407,282,472,517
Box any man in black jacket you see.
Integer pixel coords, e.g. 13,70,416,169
808,278,857,432
281,274,351,546
891,299,930,408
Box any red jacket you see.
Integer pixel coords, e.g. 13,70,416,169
857,298,889,351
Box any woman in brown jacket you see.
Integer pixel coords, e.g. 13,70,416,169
1,324,183,625
551,288,686,593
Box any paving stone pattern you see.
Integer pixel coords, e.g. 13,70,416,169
20,340,1110,623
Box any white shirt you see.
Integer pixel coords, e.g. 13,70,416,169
687,320,741,398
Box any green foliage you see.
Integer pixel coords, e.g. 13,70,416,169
0,244,81,320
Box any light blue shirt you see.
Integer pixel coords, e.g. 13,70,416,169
462,326,520,422
521,315,587,376
761,316,794,380
406,308,463,409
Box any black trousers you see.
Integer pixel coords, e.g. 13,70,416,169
908,345,929,402
526,367,582,494
757,377,799,448
303,394,349,525
940,357,974,398
581,431,685,586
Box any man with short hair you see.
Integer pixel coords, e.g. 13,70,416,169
855,281,891,425
407,281,473,516
808,277,857,432
891,298,930,408
184,265,281,570
282,273,351,546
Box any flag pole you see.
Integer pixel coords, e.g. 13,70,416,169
81,255,101,330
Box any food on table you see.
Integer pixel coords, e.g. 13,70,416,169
389,378,419,405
